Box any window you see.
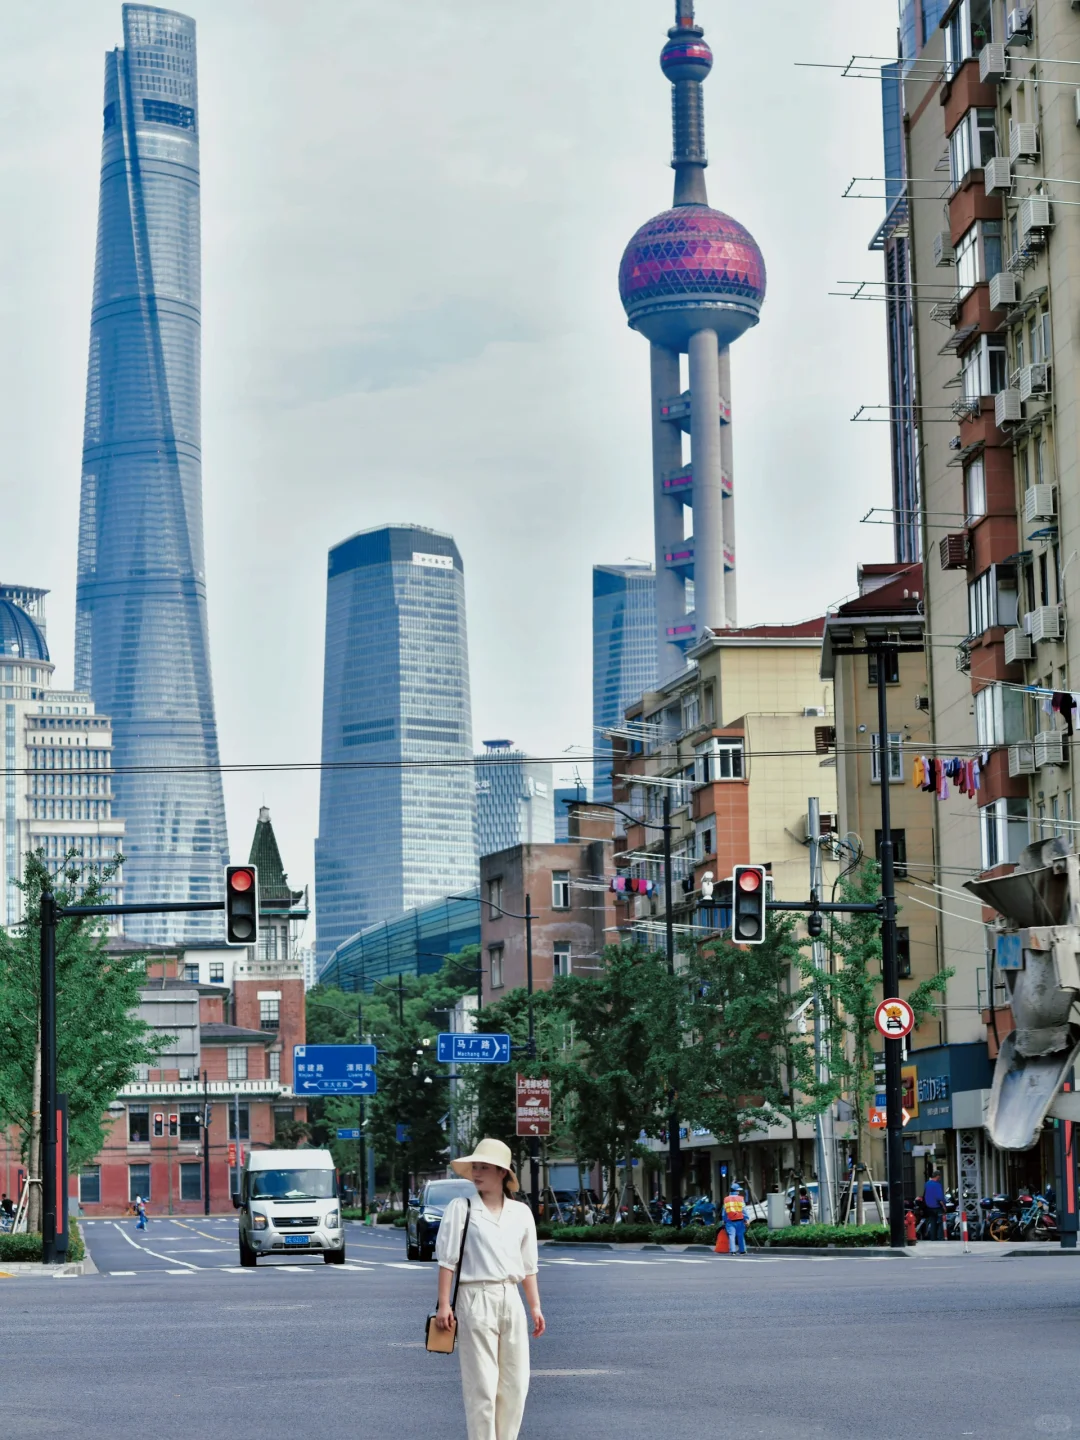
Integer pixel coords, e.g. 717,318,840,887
209,961,224,984
227,1046,248,1080
875,829,908,880
269,1050,281,1084
489,945,504,989
694,738,744,782
867,651,900,686
128,1106,149,1143
259,998,280,1031
949,111,998,191
184,962,199,984
703,683,716,722
964,457,986,525
228,1104,250,1141
682,692,700,732
552,871,571,909
897,927,912,980
974,683,1026,746
178,1104,200,1143
553,942,572,978
179,1163,202,1202
945,0,993,77
79,1168,101,1204
128,1164,150,1203
981,798,1030,870
871,733,904,784
962,337,1008,402
274,1106,296,1142
968,564,1018,636
141,98,195,129
487,877,503,920
695,818,715,859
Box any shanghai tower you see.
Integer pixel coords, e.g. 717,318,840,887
76,5,229,940
619,0,767,681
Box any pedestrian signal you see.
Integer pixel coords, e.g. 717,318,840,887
732,864,767,945
225,865,259,946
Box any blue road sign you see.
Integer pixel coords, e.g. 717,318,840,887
436,1033,511,1065
337,1128,362,1141
396,1124,412,1144
293,1044,377,1095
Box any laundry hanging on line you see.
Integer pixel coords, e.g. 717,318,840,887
912,754,986,799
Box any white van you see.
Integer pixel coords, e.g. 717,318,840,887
236,1149,345,1266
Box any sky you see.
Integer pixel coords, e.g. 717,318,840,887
0,0,900,913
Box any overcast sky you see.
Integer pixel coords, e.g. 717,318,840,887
0,0,899,911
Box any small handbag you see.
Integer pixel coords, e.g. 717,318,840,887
425,1206,471,1354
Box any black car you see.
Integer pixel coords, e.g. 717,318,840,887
406,1178,477,1261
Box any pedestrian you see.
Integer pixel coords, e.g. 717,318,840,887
135,1195,148,1231
790,1185,813,1225
922,1171,945,1241
433,1138,545,1440
722,1183,747,1256
1,1193,14,1218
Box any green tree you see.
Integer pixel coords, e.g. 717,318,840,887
0,851,161,1230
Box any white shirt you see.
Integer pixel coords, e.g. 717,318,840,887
435,1195,538,1283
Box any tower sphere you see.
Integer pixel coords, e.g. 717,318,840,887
619,204,767,351
660,35,713,83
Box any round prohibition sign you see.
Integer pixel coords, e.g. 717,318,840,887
874,997,914,1040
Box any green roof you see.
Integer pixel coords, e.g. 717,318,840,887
248,807,305,909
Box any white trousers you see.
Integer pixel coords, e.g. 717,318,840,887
456,1281,530,1440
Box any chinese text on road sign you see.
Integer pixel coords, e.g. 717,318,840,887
436,1033,511,1065
293,1044,377,1094
516,1074,552,1137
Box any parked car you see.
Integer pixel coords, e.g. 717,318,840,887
406,1177,477,1261
547,1189,601,1223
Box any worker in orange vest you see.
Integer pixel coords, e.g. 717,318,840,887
722,1184,747,1256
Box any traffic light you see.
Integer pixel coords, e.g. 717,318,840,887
732,864,767,945
224,865,259,946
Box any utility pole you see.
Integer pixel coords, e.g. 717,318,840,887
398,974,408,1214
232,1091,241,1201
40,890,58,1263
202,1069,211,1217
808,799,833,1226
662,790,683,1231
358,999,367,1218
525,894,539,1219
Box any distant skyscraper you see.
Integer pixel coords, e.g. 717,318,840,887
315,526,478,969
75,6,228,941
592,565,658,800
474,741,555,858
554,779,590,842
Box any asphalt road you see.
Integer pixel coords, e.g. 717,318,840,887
3,1224,1080,1439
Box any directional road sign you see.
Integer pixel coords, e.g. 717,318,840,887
873,997,915,1040
336,1128,362,1141
293,1044,377,1094
437,1033,511,1065
516,1074,551,1136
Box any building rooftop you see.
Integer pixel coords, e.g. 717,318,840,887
0,597,50,663
248,806,306,912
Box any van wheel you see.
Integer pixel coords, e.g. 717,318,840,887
239,1239,257,1268
324,1247,346,1264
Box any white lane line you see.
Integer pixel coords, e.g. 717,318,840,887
110,1222,202,1269
543,1259,603,1266
533,1369,617,1377
220,1267,249,1273
382,1262,428,1271
653,1258,709,1265
602,1259,658,1266
109,1271,137,1276
167,1269,196,1275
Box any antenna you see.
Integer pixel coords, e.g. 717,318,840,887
676,0,696,25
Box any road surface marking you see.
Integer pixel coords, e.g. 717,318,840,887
108,1271,136,1276
166,1269,195,1275
533,1369,617,1377
110,1222,202,1269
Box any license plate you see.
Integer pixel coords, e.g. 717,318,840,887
284,1235,310,1246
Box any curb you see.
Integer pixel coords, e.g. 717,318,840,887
0,1261,88,1276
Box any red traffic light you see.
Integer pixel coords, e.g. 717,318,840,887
229,867,254,892
737,868,762,893
224,865,259,946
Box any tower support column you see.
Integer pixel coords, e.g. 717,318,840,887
687,327,726,632
650,344,689,681
719,345,736,627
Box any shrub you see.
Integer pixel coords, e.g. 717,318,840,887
760,1223,888,1248
0,1217,85,1264
541,1223,719,1247
376,1210,404,1225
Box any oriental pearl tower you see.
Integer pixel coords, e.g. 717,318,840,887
619,0,766,681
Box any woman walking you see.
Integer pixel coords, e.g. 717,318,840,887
434,1138,545,1440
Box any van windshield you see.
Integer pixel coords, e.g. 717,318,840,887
249,1169,336,1201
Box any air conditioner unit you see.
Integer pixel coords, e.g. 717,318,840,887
984,157,1013,194
1006,7,1032,44
1019,363,1051,400
1024,484,1056,522
995,389,1023,426
1035,731,1066,767
803,706,827,718
1005,628,1033,664
1008,742,1037,777
980,42,1008,82
939,533,969,570
989,272,1018,310
1010,123,1040,162
933,231,955,267
1030,604,1063,643
1020,196,1053,242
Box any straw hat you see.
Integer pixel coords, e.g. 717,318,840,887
451,1137,519,1191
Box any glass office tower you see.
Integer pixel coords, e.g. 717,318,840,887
315,526,478,969
592,564,658,800
75,6,228,942
474,741,555,858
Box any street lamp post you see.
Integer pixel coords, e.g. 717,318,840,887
525,894,539,1218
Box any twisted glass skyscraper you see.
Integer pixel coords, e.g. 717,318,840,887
315,526,478,971
76,6,229,941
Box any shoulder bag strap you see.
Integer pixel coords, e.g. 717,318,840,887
450,1204,471,1312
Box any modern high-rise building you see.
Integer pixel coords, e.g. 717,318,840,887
592,564,658,800
474,741,555,857
75,6,228,942
314,525,478,969
619,0,767,681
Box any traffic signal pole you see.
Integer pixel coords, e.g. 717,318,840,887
525,894,540,1220
662,791,683,1231
202,1070,211,1218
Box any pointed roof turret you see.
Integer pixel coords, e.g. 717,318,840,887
248,806,305,910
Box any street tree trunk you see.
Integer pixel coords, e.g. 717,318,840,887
27,1024,42,1233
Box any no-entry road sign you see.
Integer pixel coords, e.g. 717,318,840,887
437,1033,511,1065
293,1044,377,1094
516,1075,551,1137
874,997,915,1041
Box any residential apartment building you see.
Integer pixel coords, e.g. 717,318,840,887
479,804,616,1002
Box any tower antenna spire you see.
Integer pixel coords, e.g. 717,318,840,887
663,1,711,205
676,0,696,25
